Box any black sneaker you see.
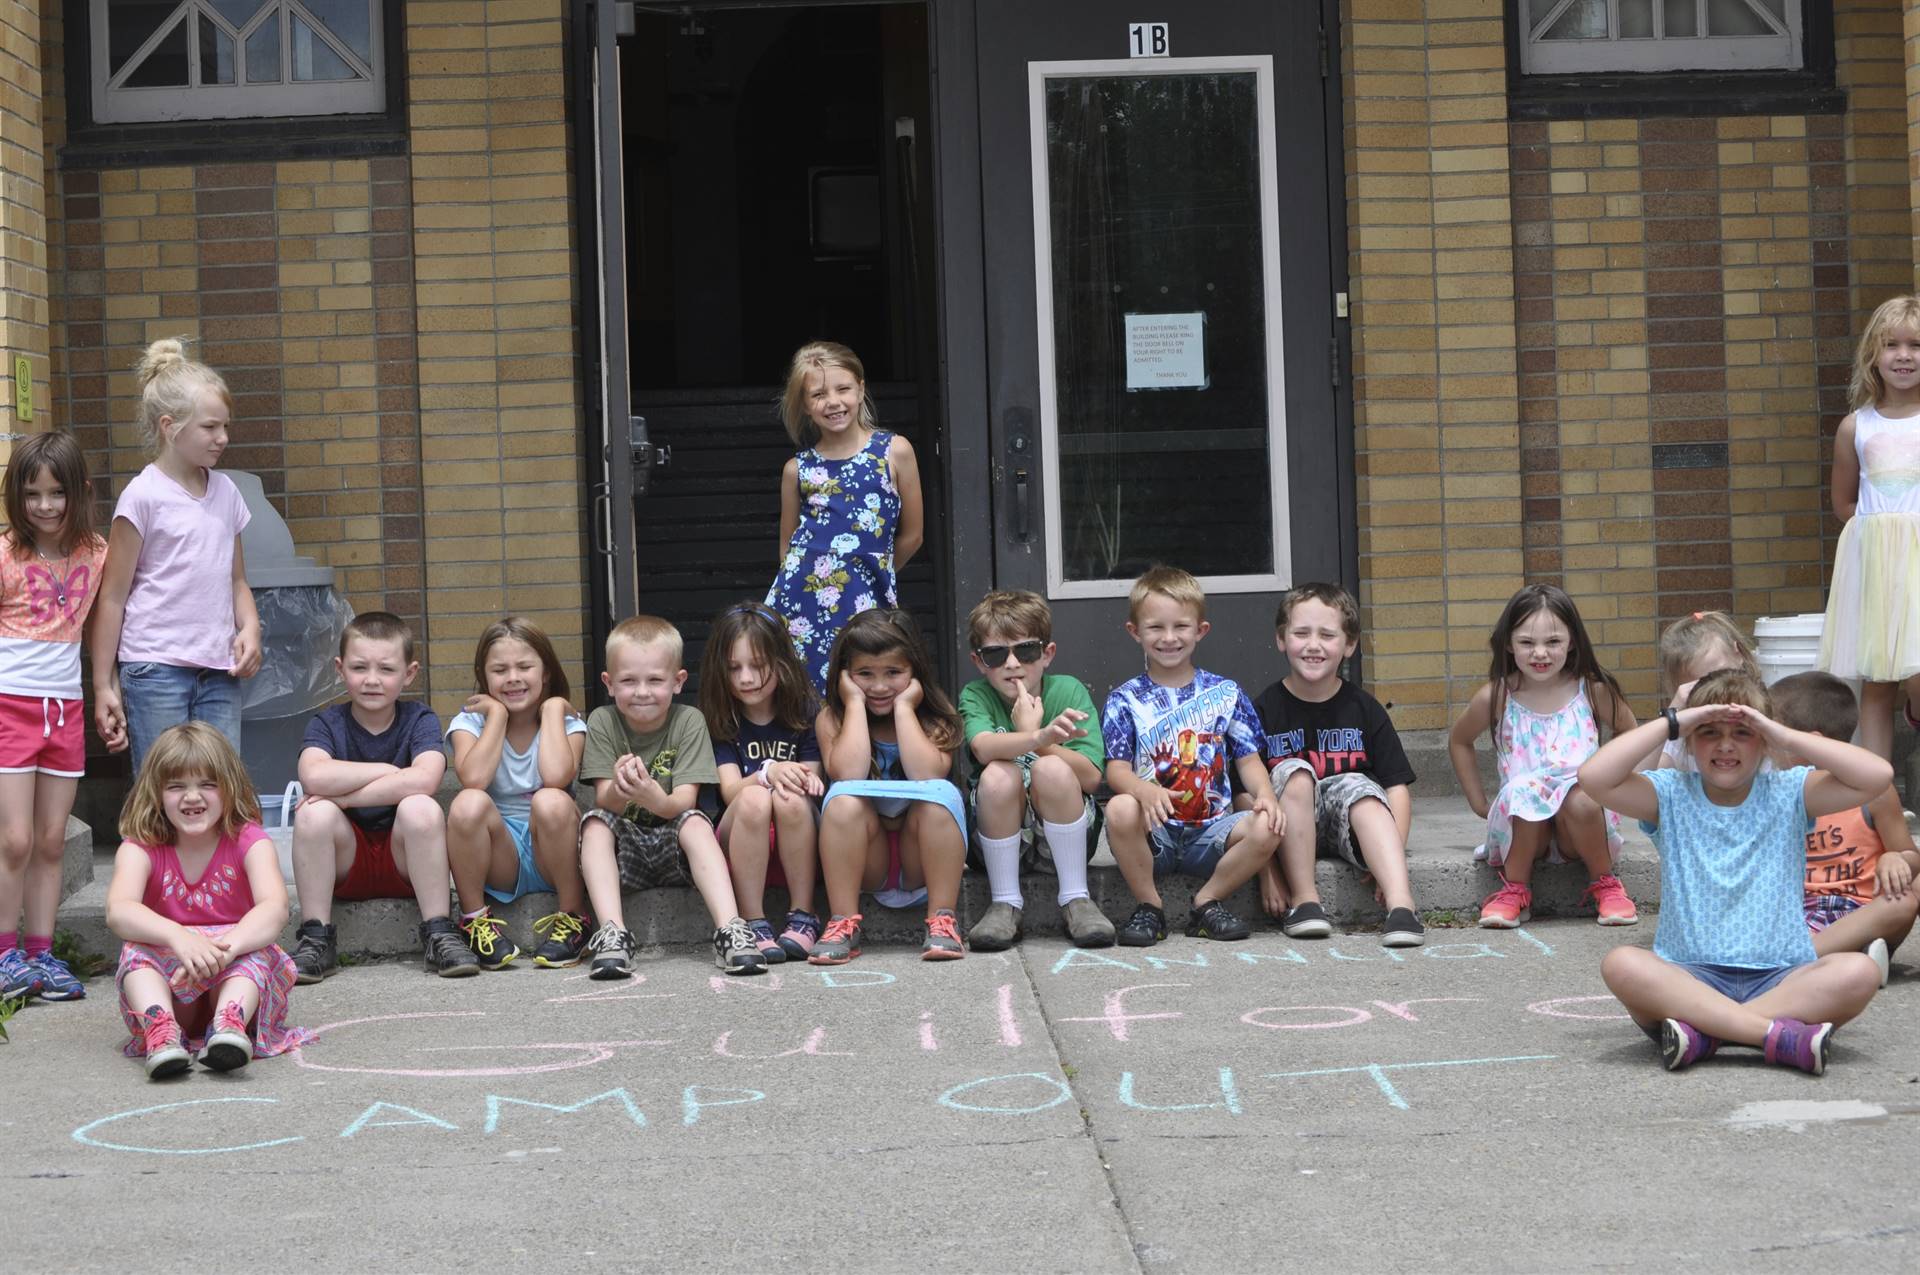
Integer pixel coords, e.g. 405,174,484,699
290,919,338,984
1117,903,1167,947
1381,907,1426,947
587,921,635,980
532,911,591,968
1185,897,1251,941
1281,900,1334,939
420,917,480,978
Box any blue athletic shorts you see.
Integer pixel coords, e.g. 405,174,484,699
483,813,556,904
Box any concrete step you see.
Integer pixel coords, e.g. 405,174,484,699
59,815,90,903
56,802,1657,963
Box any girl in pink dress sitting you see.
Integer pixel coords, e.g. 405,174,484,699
105,722,312,1078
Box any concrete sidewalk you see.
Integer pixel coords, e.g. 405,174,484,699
4,921,1916,1272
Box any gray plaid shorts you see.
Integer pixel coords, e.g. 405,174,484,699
581,807,709,890
966,751,1100,874
1267,757,1390,869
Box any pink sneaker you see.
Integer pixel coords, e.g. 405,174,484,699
1478,879,1531,929
1585,874,1639,926
140,1006,191,1080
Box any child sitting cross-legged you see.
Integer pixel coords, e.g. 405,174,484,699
1580,668,1891,1075
1769,670,1919,988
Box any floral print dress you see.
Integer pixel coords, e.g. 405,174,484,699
1477,685,1622,870
766,428,900,691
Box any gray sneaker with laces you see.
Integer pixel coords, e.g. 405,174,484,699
713,917,767,975
420,916,480,978
588,920,636,980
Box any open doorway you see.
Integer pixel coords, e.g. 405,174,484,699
616,2,944,688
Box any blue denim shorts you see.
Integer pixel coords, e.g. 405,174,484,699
482,813,556,904
1674,960,1802,1003
1149,810,1250,878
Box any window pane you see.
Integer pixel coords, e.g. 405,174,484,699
123,12,190,86
109,0,186,76
1664,0,1700,37
1539,0,1608,40
207,0,268,29
1619,0,1653,39
1707,0,1775,35
304,0,372,61
1043,73,1274,582
291,12,358,80
198,13,236,83
245,11,280,82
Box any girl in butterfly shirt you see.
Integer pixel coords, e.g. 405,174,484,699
0,431,109,1004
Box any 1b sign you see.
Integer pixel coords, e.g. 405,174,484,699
1128,22,1169,58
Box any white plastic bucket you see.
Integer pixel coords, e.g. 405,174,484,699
256,781,302,884
1753,613,1825,687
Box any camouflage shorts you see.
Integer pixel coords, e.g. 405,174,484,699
1267,757,1390,870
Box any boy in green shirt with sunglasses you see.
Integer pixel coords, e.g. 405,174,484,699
957,590,1112,950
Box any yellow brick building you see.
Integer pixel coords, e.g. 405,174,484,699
1,0,1914,771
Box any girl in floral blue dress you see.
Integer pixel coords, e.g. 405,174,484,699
765,342,925,692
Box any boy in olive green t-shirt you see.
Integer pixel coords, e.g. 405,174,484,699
958,591,1112,950
577,616,765,980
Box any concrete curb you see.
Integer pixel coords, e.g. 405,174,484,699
59,804,1658,962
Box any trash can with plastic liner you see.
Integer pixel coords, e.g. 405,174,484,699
228,470,355,821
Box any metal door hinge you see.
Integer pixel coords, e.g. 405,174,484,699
1317,25,1329,80
1328,338,1341,389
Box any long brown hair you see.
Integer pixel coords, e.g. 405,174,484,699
1484,584,1624,752
2,431,101,559
472,615,571,705
119,722,262,845
700,601,817,742
820,608,960,752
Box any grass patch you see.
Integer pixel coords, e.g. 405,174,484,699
0,994,20,1042
51,930,111,980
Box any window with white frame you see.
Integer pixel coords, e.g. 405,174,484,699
1518,0,1803,75
91,0,383,124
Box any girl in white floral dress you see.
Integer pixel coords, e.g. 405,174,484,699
1448,584,1640,929
766,342,925,692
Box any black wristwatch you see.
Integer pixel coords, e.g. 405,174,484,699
1662,707,1680,741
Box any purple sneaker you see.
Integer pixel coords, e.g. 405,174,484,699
1764,1018,1834,1076
777,909,821,960
745,917,787,964
1659,1018,1718,1071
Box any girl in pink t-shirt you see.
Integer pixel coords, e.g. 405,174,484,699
91,338,261,774
105,722,311,1078
0,432,108,1004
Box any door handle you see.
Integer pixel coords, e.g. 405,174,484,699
589,483,613,559
1006,407,1034,544
1014,470,1030,541
629,414,653,496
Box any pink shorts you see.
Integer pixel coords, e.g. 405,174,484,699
0,694,85,777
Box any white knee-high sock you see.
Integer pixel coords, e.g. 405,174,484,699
1045,812,1091,905
979,832,1025,907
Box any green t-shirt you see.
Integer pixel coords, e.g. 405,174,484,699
580,703,718,827
957,673,1104,788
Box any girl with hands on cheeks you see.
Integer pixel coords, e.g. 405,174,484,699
1578,669,1893,1077
808,609,968,965
104,723,312,1079
444,618,589,972
700,604,828,961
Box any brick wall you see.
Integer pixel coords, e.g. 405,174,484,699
0,0,47,459
1349,0,1911,728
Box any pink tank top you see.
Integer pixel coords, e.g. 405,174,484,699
137,824,268,925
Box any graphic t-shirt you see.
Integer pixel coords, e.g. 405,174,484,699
1641,765,1817,969
446,709,588,822
137,823,270,926
1804,804,1888,906
301,701,446,834
1102,669,1262,826
959,674,1104,787
1253,679,1416,787
0,536,108,697
715,714,820,779
580,703,718,827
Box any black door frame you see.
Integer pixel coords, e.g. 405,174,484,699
569,0,1353,693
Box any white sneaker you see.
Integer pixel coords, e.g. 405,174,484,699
1867,936,1891,988
713,917,767,976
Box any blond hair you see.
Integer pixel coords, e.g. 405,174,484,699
1851,295,1920,409
1683,666,1773,718
1128,565,1207,624
135,338,233,457
1658,611,1759,696
968,590,1053,649
606,614,683,668
119,722,261,846
778,341,876,448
